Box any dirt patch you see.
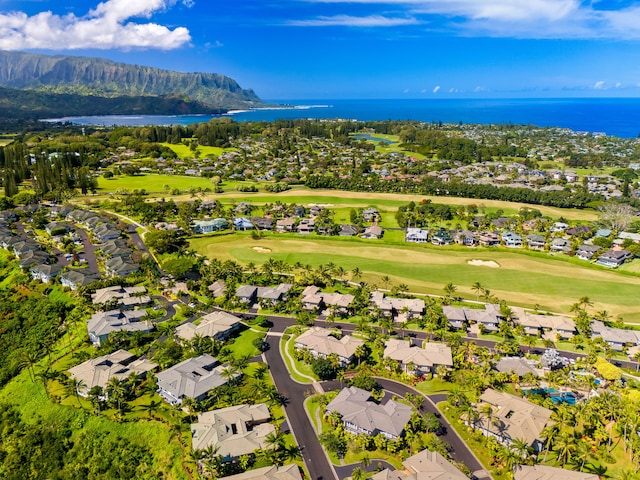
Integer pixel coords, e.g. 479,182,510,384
468,259,500,268
252,246,272,253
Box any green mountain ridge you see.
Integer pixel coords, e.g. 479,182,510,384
0,50,263,112
0,86,224,119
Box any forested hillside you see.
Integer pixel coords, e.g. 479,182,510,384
0,51,264,114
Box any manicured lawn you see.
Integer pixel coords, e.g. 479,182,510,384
190,233,640,322
281,332,318,383
161,142,236,158
225,327,265,359
98,173,214,193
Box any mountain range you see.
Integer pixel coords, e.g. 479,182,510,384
0,51,264,118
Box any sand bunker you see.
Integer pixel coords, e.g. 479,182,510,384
468,259,500,268
252,246,272,253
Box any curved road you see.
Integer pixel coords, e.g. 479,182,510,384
263,328,337,480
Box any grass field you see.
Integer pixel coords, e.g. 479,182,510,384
98,173,217,193
92,173,598,222
190,233,640,322
160,142,237,159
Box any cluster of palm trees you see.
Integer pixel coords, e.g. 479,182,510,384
448,385,640,479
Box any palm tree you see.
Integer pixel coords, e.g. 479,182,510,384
66,377,87,408
106,377,127,411
351,267,362,283
381,275,391,290
142,399,161,419
472,281,484,302
554,431,577,466
443,282,457,300
351,467,367,480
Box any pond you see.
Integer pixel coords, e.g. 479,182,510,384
352,133,396,144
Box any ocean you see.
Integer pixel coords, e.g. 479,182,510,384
43,97,640,139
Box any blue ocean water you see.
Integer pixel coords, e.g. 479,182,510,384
44,97,640,138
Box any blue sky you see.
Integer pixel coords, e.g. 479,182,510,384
1,0,640,99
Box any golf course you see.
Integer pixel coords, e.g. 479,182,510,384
190,232,640,322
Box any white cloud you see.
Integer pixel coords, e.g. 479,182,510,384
616,82,622,88
432,85,440,93
300,0,640,39
593,80,606,90
0,0,191,50
287,14,419,27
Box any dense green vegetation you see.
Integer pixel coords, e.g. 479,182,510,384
0,50,262,111
0,86,220,119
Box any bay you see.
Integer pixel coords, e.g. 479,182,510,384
43,97,640,138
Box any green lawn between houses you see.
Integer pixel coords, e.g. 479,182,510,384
189,232,640,323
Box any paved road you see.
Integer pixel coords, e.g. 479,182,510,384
67,224,99,273
264,331,338,480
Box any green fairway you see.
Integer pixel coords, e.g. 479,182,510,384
93,173,597,222
189,233,640,322
98,173,215,193
161,142,236,158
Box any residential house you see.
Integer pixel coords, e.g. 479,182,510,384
295,326,364,366
474,389,553,451
576,244,601,261
513,465,599,480
370,291,425,321
296,219,315,235
217,465,300,480
455,230,478,247
18,250,50,269
233,217,254,231
495,357,540,377
526,234,546,250
383,339,453,375
68,349,156,397
87,309,153,346
339,224,359,237
361,225,383,239
596,249,632,267
193,218,228,233
29,264,62,283
236,285,258,304
565,226,591,237
105,256,140,277
175,311,241,342
45,221,68,235
156,354,239,405
513,309,576,340
257,283,293,305
590,320,640,351
362,208,380,222
550,222,569,233
207,280,226,298
478,232,500,247
191,403,274,461
502,232,523,248
251,217,274,231
550,238,571,253
618,231,640,243
441,306,467,330
464,304,502,333
326,386,413,439
60,270,101,290
91,285,150,308
93,223,122,242
275,218,296,233
431,229,452,245
300,286,354,315
371,448,468,480
405,228,429,243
